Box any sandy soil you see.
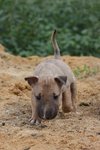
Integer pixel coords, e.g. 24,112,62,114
0,44,100,150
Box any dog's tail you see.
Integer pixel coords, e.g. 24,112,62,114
51,30,60,59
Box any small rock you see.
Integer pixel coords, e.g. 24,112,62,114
40,124,47,128
78,118,82,120
79,102,90,106
96,132,100,135
2,122,5,126
24,147,30,150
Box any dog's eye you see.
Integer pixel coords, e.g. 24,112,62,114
35,93,41,101
53,93,59,100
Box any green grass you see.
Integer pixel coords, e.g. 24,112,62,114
74,64,100,79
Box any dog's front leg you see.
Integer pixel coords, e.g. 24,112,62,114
29,96,41,125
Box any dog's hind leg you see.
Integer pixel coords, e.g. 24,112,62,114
62,86,73,113
70,82,77,112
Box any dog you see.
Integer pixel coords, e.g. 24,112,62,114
25,30,77,125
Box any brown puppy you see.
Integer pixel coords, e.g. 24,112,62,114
25,30,77,125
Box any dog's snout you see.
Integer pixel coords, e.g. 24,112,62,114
38,104,58,120
45,109,54,119
42,109,57,120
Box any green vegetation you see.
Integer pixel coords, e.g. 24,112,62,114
74,64,100,79
0,0,100,57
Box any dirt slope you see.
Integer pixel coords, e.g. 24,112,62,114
0,45,100,150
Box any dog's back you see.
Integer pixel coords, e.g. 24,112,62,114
33,30,75,85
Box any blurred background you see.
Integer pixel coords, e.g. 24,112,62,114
0,0,100,57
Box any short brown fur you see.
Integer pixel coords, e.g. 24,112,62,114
25,30,77,125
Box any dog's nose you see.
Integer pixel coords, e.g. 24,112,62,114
45,110,53,119
45,109,57,120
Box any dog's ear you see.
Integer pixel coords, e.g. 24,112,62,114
54,76,67,87
25,76,38,86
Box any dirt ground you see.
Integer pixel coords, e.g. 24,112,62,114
0,44,100,150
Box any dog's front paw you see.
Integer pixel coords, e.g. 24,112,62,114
29,117,41,125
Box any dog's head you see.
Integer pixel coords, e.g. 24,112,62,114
25,76,67,120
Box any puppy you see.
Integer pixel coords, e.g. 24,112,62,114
25,30,77,125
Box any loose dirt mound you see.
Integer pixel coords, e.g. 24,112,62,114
0,45,100,150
